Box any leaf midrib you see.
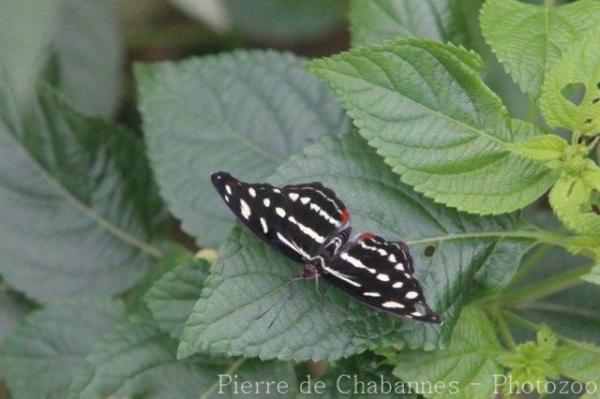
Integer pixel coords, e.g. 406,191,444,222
0,119,162,259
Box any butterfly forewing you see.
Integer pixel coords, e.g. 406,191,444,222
211,172,350,263
325,233,440,323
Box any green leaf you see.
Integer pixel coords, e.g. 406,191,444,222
0,297,125,399
498,326,559,390
480,0,600,99
506,134,568,162
137,50,349,248
0,291,27,342
349,0,474,47
0,83,162,302
68,315,296,399
392,306,504,399
549,174,600,237
178,133,535,362
144,253,210,339
309,39,558,215
223,0,346,43
540,28,600,136
51,0,123,117
582,265,600,285
554,342,600,398
0,0,123,117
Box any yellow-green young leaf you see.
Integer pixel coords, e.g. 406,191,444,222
392,306,505,399
499,326,559,392
549,175,600,237
348,0,474,47
481,0,600,99
566,235,600,260
309,39,558,215
582,265,600,285
540,29,600,136
506,134,568,162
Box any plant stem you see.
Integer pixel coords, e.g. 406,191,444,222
491,308,517,350
477,264,592,307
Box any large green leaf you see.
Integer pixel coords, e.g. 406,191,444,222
69,315,296,399
0,0,123,117
0,83,162,302
144,254,209,339
0,297,125,399
349,0,475,47
480,0,600,99
392,306,504,399
136,50,349,247
178,133,535,362
51,0,123,117
554,342,600,399
309,39,557,215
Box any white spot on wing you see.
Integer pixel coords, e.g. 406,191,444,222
260,217,268,234
388,254,397,263
378,249,387,256
382,301,405,309
392,281,403,289
395,263,405,271
276,232,309,259
411,311,423,317
225,185,232,195
405,291,418,299
376,273,390,282
323,265,361,287
300,197,310,205
248,187,256,197
275,207,286,217
263,198,271,207
240,199,251,220
288,192,299,201
363,292,381,297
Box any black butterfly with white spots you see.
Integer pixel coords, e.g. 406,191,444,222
211,171,441,324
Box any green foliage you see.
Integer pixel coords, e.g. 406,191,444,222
349,0,475,47
0,0,122,117
69,314,296,398
309,39,558,215
481,0,600,99
391,306,504,399
136,51,349,248
2,0,600,397
0,297,125,399
0,83,162,302
177,133,535,362
540,29,600,137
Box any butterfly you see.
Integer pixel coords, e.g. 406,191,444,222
211,171,441,324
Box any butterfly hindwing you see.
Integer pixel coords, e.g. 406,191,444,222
211,172,350,263
324,232,440,323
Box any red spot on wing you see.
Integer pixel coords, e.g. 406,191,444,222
340,209,350,223
361,232,376,240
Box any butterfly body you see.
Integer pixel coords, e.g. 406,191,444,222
211,171,440,324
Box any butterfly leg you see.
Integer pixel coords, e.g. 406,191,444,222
303,263,326,311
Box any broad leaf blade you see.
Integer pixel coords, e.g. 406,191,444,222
393,306,504,399
137,50,349,248
309,39,557,215
0,297,125,399
144,255,209,339
349,0,474,47
0,83,162,302
554,343,600,399
68,315,296,399
480,0,600,98
178,133,534,362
